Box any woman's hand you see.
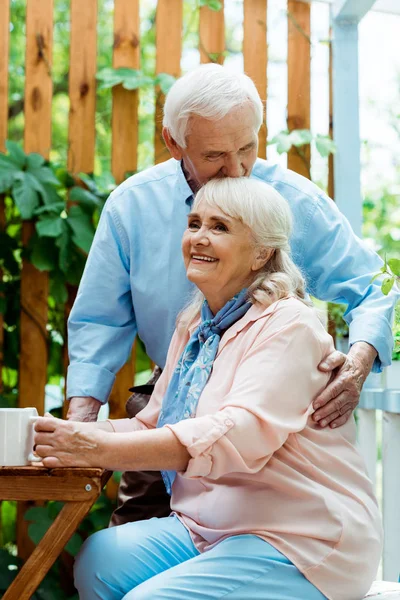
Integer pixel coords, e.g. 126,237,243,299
33,415,110,468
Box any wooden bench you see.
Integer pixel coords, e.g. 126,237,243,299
0,466,111,599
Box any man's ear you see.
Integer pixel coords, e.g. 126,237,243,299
162,128,184,161
252,248,274,271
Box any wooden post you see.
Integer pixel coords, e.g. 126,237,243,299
243,0,267,159
63,0,98,419
18,0,54,561
0,0,10,392
107,0,140,419
199,1,225,64
67,0,97,176
111,0,140,183
154,0,182,164
287,0,311,178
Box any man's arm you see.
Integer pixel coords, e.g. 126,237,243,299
301,192,398,427
66,192,137,418
67,397,102,422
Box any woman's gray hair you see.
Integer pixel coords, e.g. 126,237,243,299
163,64,263,148
179,177,311,328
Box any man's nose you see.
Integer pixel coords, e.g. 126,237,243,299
222,156,244,177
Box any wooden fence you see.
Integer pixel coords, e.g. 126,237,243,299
0,0,331,559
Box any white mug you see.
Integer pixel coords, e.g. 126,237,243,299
0,407,42,466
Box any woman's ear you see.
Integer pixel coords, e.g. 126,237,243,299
162,128,184,161
252,248,274,271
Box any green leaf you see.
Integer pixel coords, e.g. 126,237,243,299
96,67,153,91
30,236,57,271
200,0,222,10
289,129,313,147
120,69,153,91
388,258,400,277
34,202,65,216
154,73,176,95
5,140,26,168
11,173,40,219
370,272,383,284
67,206,95,254
26,153,45,170
69,186,101,212
36,215,65,238
65,532,83,556
0,152,22,192
382,277,395,295
0,170,15,193
28,521,51,546
268,131,293,154
24,506,50,522
96,67,125,90
50,272,68,304
55,228,72,273
315,134,336,158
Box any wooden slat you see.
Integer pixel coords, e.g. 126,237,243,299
0,0,10,152
199,1,225,64
20,0,53,411
154,0,182,164
112,0,139,183
64,1,97,417
3,500,96,600
19,0,54,562
243,0,267,159
287,0,311,178
107,0,140,418
0,1,10,393
68,0,97,174
0,475,101,502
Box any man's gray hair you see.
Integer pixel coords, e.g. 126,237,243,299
163,64,263,148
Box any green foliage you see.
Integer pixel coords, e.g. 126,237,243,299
200,0,223,10
268,129,336,158
96,68,176,95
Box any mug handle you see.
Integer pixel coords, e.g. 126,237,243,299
28,416,42,463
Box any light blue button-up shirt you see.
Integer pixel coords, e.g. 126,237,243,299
67,158,397,403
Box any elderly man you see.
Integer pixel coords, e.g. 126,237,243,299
66,64,396,526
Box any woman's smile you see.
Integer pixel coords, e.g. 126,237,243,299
191,254,219,264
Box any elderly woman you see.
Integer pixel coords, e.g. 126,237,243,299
34,178,382,600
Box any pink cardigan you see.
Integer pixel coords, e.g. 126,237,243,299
110,297,382,600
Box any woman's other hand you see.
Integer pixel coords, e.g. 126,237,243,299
33,414,111,468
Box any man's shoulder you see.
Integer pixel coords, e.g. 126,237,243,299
109,159,178,201
251,158,325,206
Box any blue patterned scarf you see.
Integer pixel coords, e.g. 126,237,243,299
157,288,252,493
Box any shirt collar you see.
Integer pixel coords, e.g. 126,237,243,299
175,160,194,207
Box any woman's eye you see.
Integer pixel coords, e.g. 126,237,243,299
188,221,200,230
214,223,228,232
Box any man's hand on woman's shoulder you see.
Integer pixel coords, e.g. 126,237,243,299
312,341,377,429
67,396,102,422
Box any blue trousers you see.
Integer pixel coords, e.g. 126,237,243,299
74,515,327,600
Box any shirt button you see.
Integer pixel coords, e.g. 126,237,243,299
224,418,234,427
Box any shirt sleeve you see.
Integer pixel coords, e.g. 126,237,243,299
66,192,137,403
301,193,398,371
166,306,332,481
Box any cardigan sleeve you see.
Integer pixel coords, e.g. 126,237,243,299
166,305,332,480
